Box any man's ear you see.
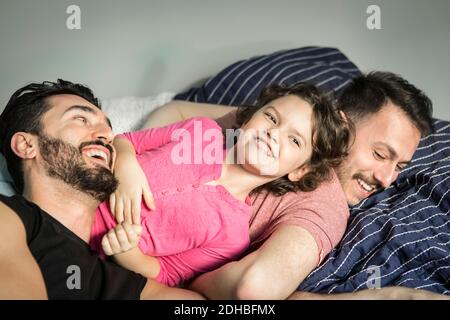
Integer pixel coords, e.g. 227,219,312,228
287,165,310,182
10,132,38,160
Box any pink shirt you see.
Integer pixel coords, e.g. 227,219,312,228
90,117,252,286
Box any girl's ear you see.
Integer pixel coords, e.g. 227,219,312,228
10,132,38,160
340,110,349,123
287,165,310,182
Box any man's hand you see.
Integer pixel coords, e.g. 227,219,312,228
101,222,143,256
189,225,319,299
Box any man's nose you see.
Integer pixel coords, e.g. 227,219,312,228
92,122,114,144
373,164,398,189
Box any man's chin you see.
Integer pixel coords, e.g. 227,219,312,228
85,190,115,203
345,185,368,206
38,133,117,201
351,178,378,204
347,198,362,206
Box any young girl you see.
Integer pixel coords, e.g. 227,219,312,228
90,83,350,287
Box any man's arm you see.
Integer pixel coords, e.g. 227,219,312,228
0,202,47,299
140,279,205,300
289,287,450,300
189,225,319,299
187,222,450,300
143,101,238,129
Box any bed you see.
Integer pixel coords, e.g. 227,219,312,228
1,46,449,295
171,46,450,295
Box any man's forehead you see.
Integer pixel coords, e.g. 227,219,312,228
355,105,421,160
47,94,100,113
46,94,112,128
355,103,411,134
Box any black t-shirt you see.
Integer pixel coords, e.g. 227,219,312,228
0,194,147,300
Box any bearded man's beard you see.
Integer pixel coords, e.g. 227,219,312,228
38,134,118,202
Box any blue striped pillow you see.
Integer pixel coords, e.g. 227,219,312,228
175,46,361,106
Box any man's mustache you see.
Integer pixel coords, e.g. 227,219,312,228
354,173,381,190
79,140,114,168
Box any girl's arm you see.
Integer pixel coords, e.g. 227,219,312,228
120,117,206,155
101,221,206,300
143,101,237,129
111,137,155,224
113,248,160,280
111,116,223,224
101,222,160,279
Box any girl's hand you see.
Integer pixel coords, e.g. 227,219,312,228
110,138,156,225
101,222,143,256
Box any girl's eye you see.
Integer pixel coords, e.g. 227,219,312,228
290,136,300,148
264,112,277,124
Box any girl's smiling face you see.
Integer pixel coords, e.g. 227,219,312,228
237,95,314,180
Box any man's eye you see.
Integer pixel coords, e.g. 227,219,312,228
264,112,276,124
75,116,87,124
374,151,385,160
396,164,405,172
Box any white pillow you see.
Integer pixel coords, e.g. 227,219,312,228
101,92,175,134
0,154,16,196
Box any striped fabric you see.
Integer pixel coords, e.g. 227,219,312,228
174,47,361,106
299,119,450,295
175,46,450,294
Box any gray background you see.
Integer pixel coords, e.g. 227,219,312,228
1,0,449,120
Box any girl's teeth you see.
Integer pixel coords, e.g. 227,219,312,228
256,138,272,157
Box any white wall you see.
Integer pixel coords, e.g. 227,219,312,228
1,0,449,120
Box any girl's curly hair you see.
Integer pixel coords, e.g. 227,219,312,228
235,82,353,196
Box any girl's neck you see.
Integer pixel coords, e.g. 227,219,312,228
208,148,274,202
